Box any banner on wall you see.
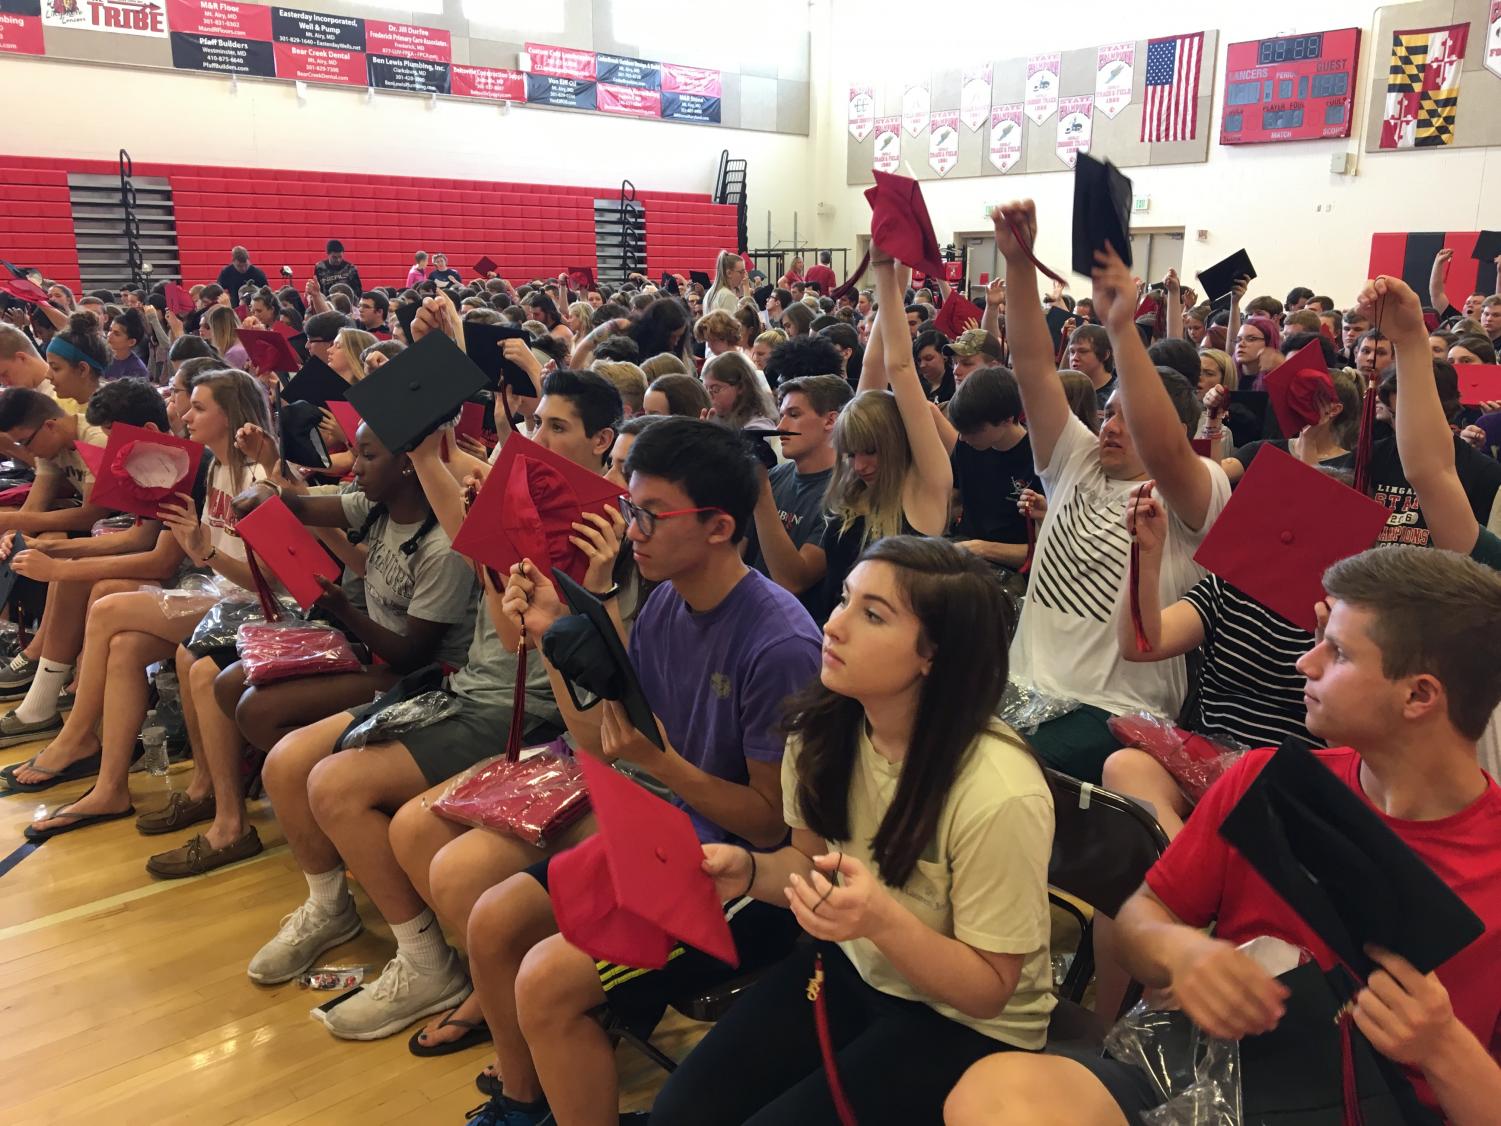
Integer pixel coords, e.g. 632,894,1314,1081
1381,23,1468,149
171,31,274,75
41,0,166,36
1095,42,1134,118
166,0,269,39
367,53,450,94
989,103,1023,172
596,52,660,89
873,115,901,172
0,0,43,56
848,84,874,141
450,63,526,102
597,82,660,117
1488,3,1501,80
1056,95,1093,166
271,7,363,51
1025,54,1060,124
660,64,720,123
928,110,960,176
526,73,597,109
902,79,930,136
273,41,366,86
960,64,991,131
365,19,450,64
524,42,596,80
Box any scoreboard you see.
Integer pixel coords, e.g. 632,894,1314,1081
1220,28,1362,144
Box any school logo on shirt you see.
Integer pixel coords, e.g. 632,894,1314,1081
709,672,732,699
1031,481,1131,624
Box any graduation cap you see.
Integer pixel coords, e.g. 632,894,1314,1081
0,277,48,304
394,300,420,344
474,255,499,277
326,400,362,448
237,327,303,374
279,400,332,470
88,424,205,522
163,283,196,318
567,265,595,289
1220,741,1484,977
1227,389,1282,443
281,355,348,408
1263,338,1335,440
1455,363,1501,406
1472,232,1501,262
752,283,774,307
1197,249,1257,305
689,270,712,289
455,401,494,451
74,440,105,480
345,331,488,454
234,495,342,610
462,320,539,397
660,273,681,295
549,753,738,970
450,432,625,588
932,289,985,339
741,427,792,471
270,320,300,342
864,170,945,279
1072,152,1133,278
1193,444,1388,632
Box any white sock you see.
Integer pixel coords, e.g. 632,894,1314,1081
390,909,450,972
305,867,349,913
14,662,72,724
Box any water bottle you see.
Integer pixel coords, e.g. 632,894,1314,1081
153,667,185,758
141,709,170,778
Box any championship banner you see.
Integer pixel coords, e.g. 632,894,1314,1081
1056,94,1093,167
960,64,991,131
365,19,450,63
42,0,166,36
1488,3,1501,80
1381,23,1468,148
0,0,43,56
1025,54,1060,124
873,115,901,173
367,53,449,94
929,110,959,176
1095,42,1134,118
450,64,525,102
989,103,1023,173
902,79,930,136
597,82,660,118
171,31,273,75
848,84,874,141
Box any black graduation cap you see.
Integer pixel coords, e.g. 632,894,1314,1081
1227,390,1282,443
0,260,24,280
1219,742,1485,978
462,320,539,397
660,273,681,295
1472,231,1501,262
741,427,793,470
345,330,489,454
1045,305,1076,352
278,400,332,470
689,270,711,289
280,355,347,408
753,284,774,307
1197,249,1257,305
1071,153,1133,278
0,532,23,605
394,300,420,344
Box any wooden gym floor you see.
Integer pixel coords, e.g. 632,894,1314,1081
0,708,704,1126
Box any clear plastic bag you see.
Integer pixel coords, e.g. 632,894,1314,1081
341,690,462,750
90,514,137,537
431,740,591,846
1106,712,1248,803
998,678,1082,735
1104,1002,1241,1126
181,587,298,646
236,623,362,685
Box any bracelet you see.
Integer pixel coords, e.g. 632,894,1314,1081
741,849,758,898
198,546,218,566
595,584,620,602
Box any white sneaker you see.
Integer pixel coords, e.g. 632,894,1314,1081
314,947,470,1041
247,898,362,985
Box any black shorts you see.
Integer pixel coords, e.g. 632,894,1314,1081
525,853,801,1034
1045,1045,1163,1124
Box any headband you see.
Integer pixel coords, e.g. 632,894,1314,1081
46,336,105,372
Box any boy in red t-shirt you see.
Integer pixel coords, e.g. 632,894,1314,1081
946,544,1501,1125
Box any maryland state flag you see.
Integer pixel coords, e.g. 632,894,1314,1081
1381,23,1468,149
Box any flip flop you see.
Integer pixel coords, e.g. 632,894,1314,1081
1,752,103,794
24,800,135,842
408,1011,492,1057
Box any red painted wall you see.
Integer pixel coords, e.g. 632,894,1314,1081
0,154,739,293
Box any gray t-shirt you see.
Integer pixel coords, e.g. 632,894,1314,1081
341,491,479,671
747,461,833,621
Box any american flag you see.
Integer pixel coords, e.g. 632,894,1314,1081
1142,32,1203,142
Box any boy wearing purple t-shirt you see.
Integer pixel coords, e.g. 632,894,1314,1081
467,420,822,1126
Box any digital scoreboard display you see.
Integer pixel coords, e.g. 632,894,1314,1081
1220,28,1361,144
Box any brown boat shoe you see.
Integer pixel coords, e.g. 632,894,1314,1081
146,826,263,879
136,791,216,835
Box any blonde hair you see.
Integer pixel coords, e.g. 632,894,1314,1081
640,352,689,379
694,310,743,348
189,367,273,492
755,329,788,350
334,328,377,382
1198,348,1237,392
828,390,913,545
568,301,592,329
593,360,647,415
704,250,744,310
703,351,775,429
204,305,241,355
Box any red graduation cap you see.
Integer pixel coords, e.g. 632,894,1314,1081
864,170,945,279
1455,363,1501,407
164,283,196,318
455,401,493,450
327,401,363,448
271,320,299,342
88,423,205,521
234,496,343,610
1194,444,1388,632
550,753,738,970
567,265,596,289
474,255,499,277
237,327,302,373
74,439,105,479
450,433,625,590
1262,338,1335,440
932,289,984,339
0,277,49,304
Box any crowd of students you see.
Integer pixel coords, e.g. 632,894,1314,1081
0,197,1497,1126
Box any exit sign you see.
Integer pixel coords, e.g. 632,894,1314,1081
1132,195,1151,213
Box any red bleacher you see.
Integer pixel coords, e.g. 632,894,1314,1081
0,155,739,291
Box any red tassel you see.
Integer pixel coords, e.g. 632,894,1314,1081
1019,513,1036,575
440,431,450,462
1127,483,1153,654
809,953,858,1126
506,625,527,763
245,549,282,623
1338,1006,1363,1126
1006,217,1066,285
829,252,871,304
1352,382,1378,498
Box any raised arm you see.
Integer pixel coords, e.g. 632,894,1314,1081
1165,270,1184,340
1096,246,1217,530
1429,248,1454,314
855,274,893,396
1116,489,1208,660
980,276,1005,339
992,202,1072,472
1372,275,1481,553
752,475,826,593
